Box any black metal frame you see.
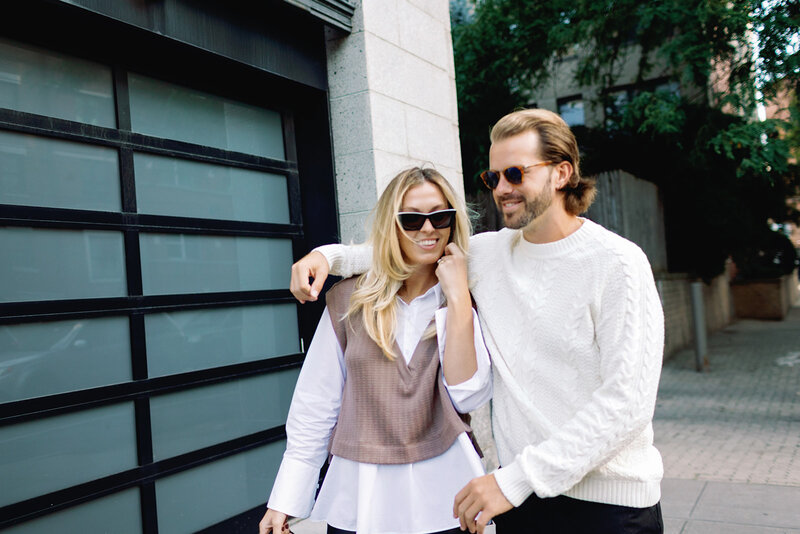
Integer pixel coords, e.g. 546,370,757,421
0,4,337,530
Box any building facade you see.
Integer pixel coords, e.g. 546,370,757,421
0,1,463,532
527,44,689,128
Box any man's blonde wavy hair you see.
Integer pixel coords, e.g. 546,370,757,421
345,167,471,360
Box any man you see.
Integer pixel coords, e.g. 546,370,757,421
290,109,665,534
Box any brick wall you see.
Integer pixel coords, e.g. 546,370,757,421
789,268,800,306
657,275,693,358
656,264,734,359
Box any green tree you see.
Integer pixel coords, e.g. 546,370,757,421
452,0,800,279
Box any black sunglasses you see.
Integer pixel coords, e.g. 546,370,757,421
397,209,457,231
480,161,553,190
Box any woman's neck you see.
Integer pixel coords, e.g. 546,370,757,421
398,266,438,303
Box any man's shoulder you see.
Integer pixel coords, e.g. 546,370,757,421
469,227,516,250
583,219,647,261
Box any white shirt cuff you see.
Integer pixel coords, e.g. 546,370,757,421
436,307,493,413
267,456,322,519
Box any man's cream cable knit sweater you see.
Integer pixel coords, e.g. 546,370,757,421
319,218,665,509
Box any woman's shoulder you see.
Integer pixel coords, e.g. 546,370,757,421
330,275,360,291
326,275,359,298
324,276,364,312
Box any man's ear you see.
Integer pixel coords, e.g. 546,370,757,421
554,161,574,189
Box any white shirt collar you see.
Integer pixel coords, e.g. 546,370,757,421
396,283,443,307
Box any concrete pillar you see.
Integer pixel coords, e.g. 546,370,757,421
325,0,463,243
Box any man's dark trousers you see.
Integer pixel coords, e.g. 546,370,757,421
493,493,663,534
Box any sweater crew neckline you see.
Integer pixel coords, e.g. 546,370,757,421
515,217,595,258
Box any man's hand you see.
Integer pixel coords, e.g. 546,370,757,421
290,251,329,303
258,508,290,534
453,474,513,533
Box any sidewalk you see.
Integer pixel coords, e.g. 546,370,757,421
293,305,800,534
655,304,800,533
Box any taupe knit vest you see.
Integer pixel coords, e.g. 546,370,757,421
325,277,469,465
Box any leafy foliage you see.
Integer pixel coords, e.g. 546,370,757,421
451,0,800,279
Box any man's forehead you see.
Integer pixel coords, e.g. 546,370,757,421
489,131,541,162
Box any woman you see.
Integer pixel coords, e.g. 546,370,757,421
259,167,492,534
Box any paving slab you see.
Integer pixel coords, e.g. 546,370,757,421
692,481,800,528
660,478,706,518
662,479,800,533
290,519,327,534
663,517,686,534
681,521,800,534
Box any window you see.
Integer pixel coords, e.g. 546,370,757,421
558,96,585,127
604,78,680,128
0,29,313,532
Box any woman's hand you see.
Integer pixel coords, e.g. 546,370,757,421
258,508,290,534
435,243,469,307
436,243,477,385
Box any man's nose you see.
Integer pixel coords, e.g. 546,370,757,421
494,172,514,195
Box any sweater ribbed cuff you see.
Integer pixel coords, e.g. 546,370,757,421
493,462,535,507
315,244,343,276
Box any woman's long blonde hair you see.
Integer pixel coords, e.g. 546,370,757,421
346,167,471,360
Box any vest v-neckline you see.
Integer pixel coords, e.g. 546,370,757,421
393,317,436,372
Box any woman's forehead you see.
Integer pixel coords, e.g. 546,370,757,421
400,182,447,210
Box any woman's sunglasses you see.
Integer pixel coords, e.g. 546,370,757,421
397,209,456,231
480,161,553,190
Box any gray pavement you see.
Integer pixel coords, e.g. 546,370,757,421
293,302,800,533
656,302,800,533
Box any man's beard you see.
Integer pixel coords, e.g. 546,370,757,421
496,175,554,229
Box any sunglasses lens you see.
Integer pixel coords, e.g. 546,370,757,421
504,166,523,184
429,211,454,229
398,213,425,231
481,170,500,189
398,210,455,231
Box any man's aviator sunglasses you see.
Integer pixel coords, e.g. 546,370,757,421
480,161,553,190
397,209,457,231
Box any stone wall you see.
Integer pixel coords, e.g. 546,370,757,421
704,267,735,332
325,0,463,243
731,269,799,320
656,265,734,359
789,268,800,306
656,274,694,359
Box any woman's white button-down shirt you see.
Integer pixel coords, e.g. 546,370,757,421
267,284,492,534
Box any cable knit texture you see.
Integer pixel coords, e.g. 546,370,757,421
471,220,664,508
319,219,665,508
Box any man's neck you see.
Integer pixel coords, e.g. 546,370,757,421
521,207,583,244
